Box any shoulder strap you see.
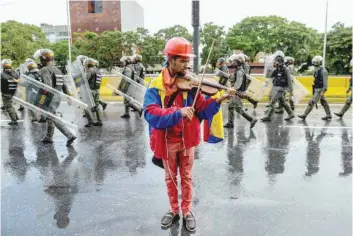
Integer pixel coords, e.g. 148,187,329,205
166,91,179,108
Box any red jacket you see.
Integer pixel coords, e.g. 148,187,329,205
143,73,221,159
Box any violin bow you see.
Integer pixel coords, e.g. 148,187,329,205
192,39,216,108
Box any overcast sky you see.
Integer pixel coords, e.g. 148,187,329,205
0,0,352,33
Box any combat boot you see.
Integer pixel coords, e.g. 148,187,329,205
8,121,18,125
247,97,258,109
223,122,234,128
321,102,332,120
334,102,351,118
41,137,54,144
283,103,295,121
242,112,257,129
298,105,313,120
261,105,274,122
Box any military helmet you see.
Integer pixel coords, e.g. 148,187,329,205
273,50,285,59
84,58,97,67
33,49,54,63
1,59,13,69
312,55,323,66
284,56,294,65
27,61,38,70
120,56,133,64
134,54,142,62
217,57,226,64
242,54,250,62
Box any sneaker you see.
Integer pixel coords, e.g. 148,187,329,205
41,137,54,144
93,121,103,126
121,114,130,119
8,121,18,125
183,212,196,232
66,136,76,146
284,114,295,121
223,123,234,128
250,119,258,129
161,212,180,229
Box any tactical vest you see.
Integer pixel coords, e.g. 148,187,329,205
313,67,324,89
42,65,64,91
26,71,41,81
218,65,229,86
234,68,247,92
273,67,288,87
1,71,18,95
88,67,102,90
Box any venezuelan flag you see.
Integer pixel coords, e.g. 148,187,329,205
203,91,224,143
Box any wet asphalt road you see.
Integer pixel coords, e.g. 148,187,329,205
1,103,352,236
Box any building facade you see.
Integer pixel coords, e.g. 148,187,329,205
69,0,144,40
40,24,70,43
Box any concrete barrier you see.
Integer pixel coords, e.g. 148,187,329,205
100,75,351,103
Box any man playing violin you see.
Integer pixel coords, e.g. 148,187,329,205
143,37,235,232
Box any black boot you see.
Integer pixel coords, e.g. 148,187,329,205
283,103,295,121
223,122,234,128
298,105,313,120
261,105,274,122
321,102,332,120
334,102,351,118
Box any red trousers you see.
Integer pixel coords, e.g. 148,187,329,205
162,142,195,215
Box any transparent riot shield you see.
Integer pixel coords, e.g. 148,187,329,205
134,74,148,87
66,60,95,109
63,75,79,99
263,77,274,97
291,76,309,104
14,74,88,132
106,72,146,115
244,75,266,101
263,55,274,78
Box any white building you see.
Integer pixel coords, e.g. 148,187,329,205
120,1,144,32
40,23,70,43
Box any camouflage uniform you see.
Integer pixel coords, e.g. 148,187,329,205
84,66,103,125
134,62,145,85
334,77,352,117
1,69,19,123
40,64,75,141
121,64,135,117
25,68,42,121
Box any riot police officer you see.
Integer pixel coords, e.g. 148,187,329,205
120,56,136,119
133,54,145,85
261,51,295,122
298,56,332,120
334,59,352,118
84,58,103,127
224,54,257,129
276,56,296,113
34,49,76,146
215,57,230,86
25,60,46,122
1,59,19,125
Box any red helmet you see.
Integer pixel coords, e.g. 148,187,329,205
163,37,195,58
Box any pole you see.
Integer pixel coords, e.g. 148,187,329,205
322,0,328,68
66,0,72,65
192,0,200,74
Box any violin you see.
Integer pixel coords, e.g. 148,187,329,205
175,72,235,96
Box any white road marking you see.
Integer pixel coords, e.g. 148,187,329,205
281,125,352,129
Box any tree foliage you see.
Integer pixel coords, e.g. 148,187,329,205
200,22,230,68
1,21,50,67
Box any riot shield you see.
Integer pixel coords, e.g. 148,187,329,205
244,75,266,101
263,78,274,97
63,75,79,99
14,74,87,131
106,72,146,115
134,74,148,87
291,76,309,104
66,60,95,109
263,55,274,78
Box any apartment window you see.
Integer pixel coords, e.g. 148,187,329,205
88,0,103,13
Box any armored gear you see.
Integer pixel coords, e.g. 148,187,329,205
273,67,289,87
313,67,324,89
34,49,54,63
87,67,102,90
312,56,323,67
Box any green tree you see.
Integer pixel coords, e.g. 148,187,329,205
155,25,192,42
326,22,352,74
200,22,230,68
50,40,79,73
1,20,50,67
226,16,321,64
